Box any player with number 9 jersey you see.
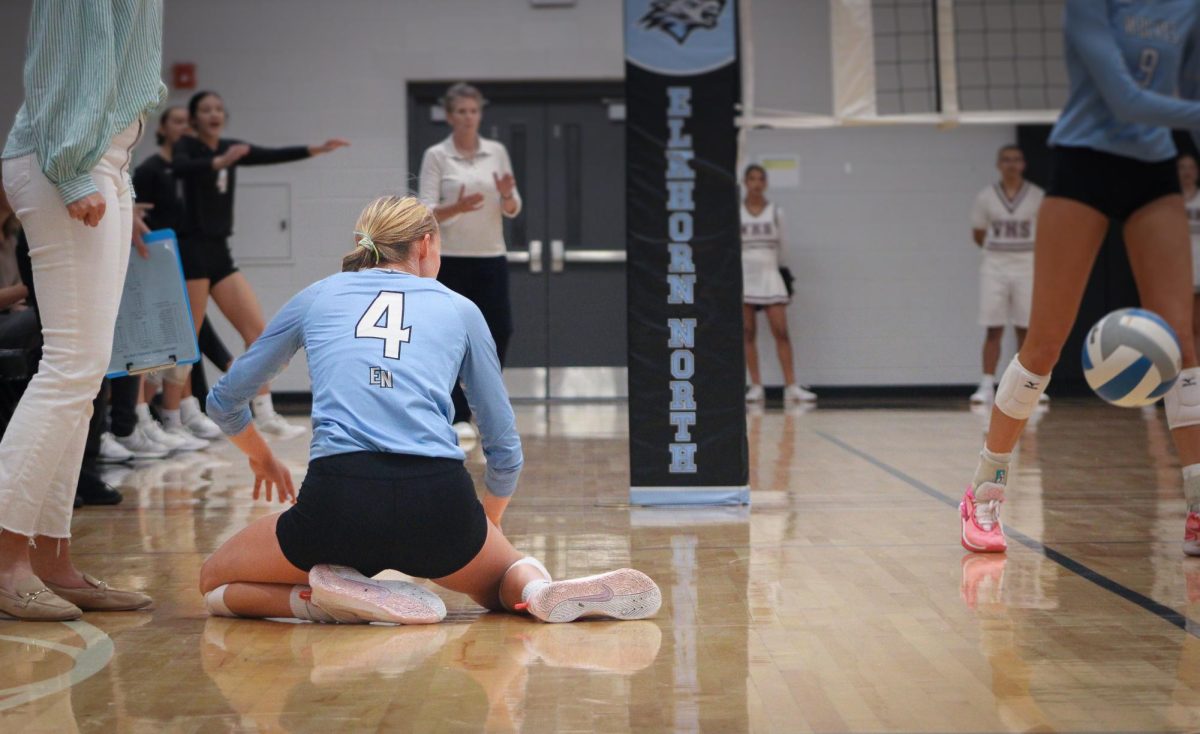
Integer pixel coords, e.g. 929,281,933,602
958,0,1200,558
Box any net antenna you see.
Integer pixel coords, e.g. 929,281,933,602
739,0,1066,129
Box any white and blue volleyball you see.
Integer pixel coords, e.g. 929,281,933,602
1082,308,1181,407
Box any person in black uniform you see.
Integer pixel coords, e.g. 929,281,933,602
173,90,348,440
121,106,233,453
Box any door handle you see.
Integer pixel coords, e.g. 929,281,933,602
563,249,627,264
530,240,543,273
506,240,542,273
550,239,565,273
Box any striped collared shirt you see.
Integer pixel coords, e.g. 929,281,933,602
3,0,167,205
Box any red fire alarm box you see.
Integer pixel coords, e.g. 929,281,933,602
172,63,196,90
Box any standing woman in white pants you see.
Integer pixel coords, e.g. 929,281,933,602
0,0,165,621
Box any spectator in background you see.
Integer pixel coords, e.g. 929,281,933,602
419,83,522,444
968,145,1045,406
740,164,814,404
172,90,349,441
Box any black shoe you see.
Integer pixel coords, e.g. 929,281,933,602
76,472,123,506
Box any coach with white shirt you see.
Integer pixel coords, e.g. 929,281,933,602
419,83,521,442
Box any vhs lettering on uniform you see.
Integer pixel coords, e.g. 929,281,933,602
665,85,697,474
355,291,413,359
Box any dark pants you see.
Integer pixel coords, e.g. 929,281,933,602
436,256,512,424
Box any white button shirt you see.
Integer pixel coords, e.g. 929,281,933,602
418,136,522,258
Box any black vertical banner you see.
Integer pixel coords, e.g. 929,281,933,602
625,0,749,504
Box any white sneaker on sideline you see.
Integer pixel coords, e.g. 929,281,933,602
163,424,210,452
784,385,817,402
970,382,994,405
97,433,134,464
184,411,225,441
454,421,478,445
114,426,171,460
255,413,307,441
745,385,765,402
139,417,188,452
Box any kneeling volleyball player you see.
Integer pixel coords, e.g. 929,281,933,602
197,196,661,624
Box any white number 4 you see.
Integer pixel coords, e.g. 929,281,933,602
356,291,412,359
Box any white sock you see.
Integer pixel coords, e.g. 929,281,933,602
251,394,275,418
1184,464,1200,510
521,579,551,604
135,403,153,424
289,585,337,623
980,374,994,389
502,557,552,609
204,584,238,618
972,447,1012,490
161,408,182,430
180,396,201,422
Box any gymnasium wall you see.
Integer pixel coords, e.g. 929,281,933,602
0,0,1016,390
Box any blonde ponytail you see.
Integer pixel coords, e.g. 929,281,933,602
342,196,438,272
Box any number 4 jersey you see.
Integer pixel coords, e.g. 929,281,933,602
206,268,523,497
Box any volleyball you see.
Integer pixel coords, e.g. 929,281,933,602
1082,308,1182,407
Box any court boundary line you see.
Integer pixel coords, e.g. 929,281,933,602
816,431,1200,638
0,620,113,711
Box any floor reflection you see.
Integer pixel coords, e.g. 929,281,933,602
198,615,662,732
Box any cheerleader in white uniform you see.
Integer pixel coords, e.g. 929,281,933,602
1179,152,1200,348
741,165,814,403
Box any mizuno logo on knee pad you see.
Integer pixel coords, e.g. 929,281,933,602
994,356,1050,421
1167,368,1200,430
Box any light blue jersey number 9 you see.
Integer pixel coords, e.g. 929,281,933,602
1136,47,1160,88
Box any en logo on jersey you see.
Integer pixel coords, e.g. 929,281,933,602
369,366,393,389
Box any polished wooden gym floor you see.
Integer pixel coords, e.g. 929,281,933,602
4,399,1200,732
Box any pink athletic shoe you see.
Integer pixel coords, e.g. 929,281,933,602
308,565,446,624
518,569,662,623
1185,512,1200,557
960,484,1007,553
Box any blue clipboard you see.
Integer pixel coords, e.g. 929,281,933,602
106,229,201,378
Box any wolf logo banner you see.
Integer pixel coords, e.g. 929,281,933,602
625,0,749,505
639,0,726,44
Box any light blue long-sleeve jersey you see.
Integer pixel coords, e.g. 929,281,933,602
1049,0,1200,162
207,269,524,497
3,0,167,205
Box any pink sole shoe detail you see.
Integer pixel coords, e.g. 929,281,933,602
524,569,662,623
309,565,445,625
1185,513,1200,557
960,486,1007,554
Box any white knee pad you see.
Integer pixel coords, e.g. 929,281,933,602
504,556,551,582
994,356,1051,421
1166,367,1200,430
163,363,192,386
